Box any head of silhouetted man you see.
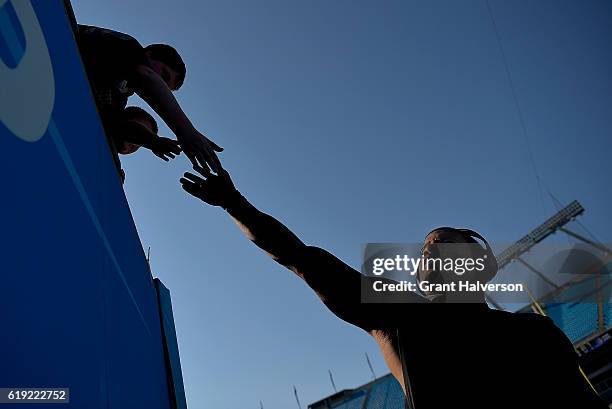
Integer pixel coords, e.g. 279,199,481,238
144,44,186,91
118,106,158,155
417,227,498,303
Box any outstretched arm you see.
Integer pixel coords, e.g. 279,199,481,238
117,120,181,161
180,170,426,395
131,64,222,173
179,170,412,331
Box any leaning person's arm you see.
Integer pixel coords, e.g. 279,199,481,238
131,65,193,137
131,65,221,172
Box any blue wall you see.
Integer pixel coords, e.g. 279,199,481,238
0,1,171,407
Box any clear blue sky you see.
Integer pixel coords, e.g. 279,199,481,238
72,1,612,408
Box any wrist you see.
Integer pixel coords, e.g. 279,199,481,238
177,125,197,139
222,189,246,213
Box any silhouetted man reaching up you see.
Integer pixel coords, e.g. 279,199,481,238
180,169,606,408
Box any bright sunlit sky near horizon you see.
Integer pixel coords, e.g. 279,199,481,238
72,1,612,408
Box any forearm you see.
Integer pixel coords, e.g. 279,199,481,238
224,192,306,271
223,194,367,322
133,66,194,136
210,181,419,332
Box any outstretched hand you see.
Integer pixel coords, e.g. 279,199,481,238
151,137,182,161
179,130,223,176
180,169,238,208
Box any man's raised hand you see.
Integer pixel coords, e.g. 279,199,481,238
180,169,238,208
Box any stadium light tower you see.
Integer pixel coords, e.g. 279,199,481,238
495,200,584,270
486,200,584,309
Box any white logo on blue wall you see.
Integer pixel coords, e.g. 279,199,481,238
0,0,54,142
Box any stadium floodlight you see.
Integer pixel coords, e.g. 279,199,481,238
495,200,584,271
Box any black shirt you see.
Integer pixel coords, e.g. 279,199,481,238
392,304,608,408
78,25,150,116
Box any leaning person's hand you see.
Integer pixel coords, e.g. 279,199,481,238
178,130,223,175
152,137,181,161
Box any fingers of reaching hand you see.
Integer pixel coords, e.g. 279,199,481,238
196,143,220,174
182,146,207,176
193,138,222,173
180,178,204,199
165,141,181,155
195,150,214,175
185,151,203,172
209,138,224,152
162,148,176,158
182,138,223,175
154,150,176,161
180,172,208,200
193,161,212,177
183,171,206,185
156,153,170,161
207,149,223,173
